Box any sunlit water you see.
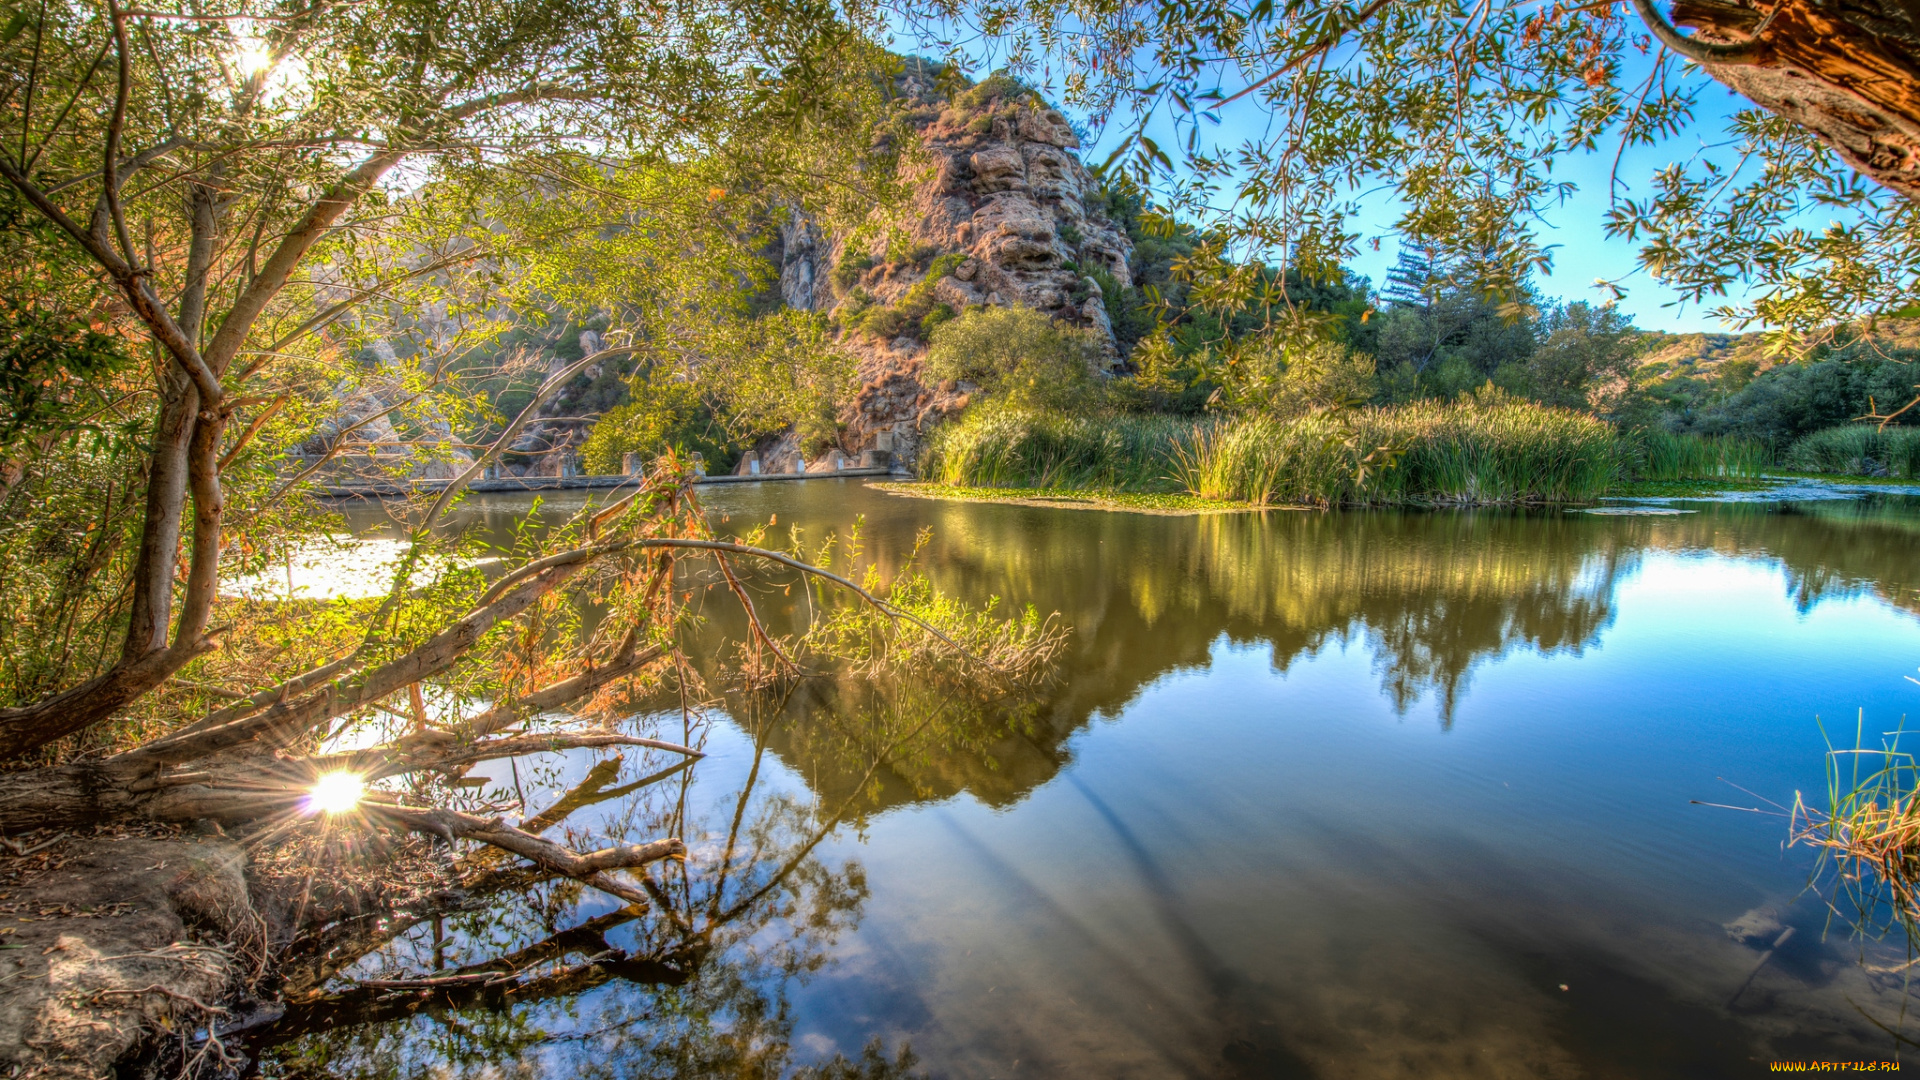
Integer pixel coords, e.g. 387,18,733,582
254,482,1920,1078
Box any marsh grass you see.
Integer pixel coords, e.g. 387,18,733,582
922,402,1776,506
1785,425,1920,478
1790,715,1920,937
920,405,1190,491
1630,430,1771,481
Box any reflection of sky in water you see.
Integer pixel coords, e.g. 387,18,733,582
268,487,1920,1077
221,535,489,600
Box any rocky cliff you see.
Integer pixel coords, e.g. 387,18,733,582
770,65,1136,469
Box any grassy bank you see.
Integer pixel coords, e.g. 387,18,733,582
920,402,1770,507
1784,424,1920,478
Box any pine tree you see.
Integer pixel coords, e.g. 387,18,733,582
1380,243,1445,311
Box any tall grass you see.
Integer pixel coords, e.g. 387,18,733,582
921,402,1772,506
1784,424,1920,478
1628,429,1771,481
1790,719,1920,938
1175,401,1624,506
920,405,1190,491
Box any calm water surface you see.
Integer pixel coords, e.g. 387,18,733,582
265,482,1920,1078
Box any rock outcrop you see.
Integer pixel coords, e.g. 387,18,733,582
773,65,1136,469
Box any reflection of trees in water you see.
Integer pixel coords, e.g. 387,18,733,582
733,498,1920,811
250,692,930,1078
896,508,1634,731
1647,499,1920,617
266,495,1920,1073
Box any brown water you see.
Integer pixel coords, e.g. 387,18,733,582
254,482,1920,1078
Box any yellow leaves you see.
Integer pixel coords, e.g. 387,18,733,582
707,187,728,202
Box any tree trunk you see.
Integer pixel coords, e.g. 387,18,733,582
1669,0,1920,200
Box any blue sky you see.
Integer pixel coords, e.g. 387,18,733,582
887,23,1801,336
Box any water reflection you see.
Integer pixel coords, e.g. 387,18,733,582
253,698,912,1078
268,485,1920,1075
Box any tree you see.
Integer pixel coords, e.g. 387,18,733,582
924,304,1100,409
1496,301,1642,412
1379,243,1443,313
0,0,893,758
0,0,1000,962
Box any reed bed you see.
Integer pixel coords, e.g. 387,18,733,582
920,406,1190,491
921,402,1773,506
1628,429,1771,481
1783,424,1920,478
1174,402,1625,506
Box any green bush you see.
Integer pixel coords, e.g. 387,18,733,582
846,253,965,343
1784,424,1920,477
830,251,873,295
957,72,1039,110
580,374,735,474
924,305,1099,409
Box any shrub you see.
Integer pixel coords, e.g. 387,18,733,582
581,373,735,474
1784,424,1920,477
924,305,1099,409
1684,355,1920,444
957,71,1039,110
920,303,956,337
847,253,965,343
1207,333,1377,416
830,251,873,295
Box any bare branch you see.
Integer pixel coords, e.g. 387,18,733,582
370,804,681,907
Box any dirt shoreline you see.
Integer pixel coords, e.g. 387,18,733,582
0,829,259,1079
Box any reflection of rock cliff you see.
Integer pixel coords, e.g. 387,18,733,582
773,64,1135,466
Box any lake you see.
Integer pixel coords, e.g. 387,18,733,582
256,481,1920,1078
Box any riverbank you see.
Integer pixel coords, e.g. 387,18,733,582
882,472,1920,515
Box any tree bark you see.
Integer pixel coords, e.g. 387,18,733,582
1666,0,1920,200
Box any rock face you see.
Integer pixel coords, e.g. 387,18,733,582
773,66,1136,468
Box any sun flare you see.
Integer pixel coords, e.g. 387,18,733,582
307,772,365,815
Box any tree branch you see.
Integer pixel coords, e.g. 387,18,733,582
1628,0,1774,65
369,804,682,907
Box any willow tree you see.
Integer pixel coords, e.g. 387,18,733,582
900,0,1920,348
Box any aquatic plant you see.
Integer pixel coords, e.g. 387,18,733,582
1627,429,1772,481
1791,717,1920,936
921,401,1795,505
1784,424,1920,478
920,404,1191,491
927,400,1626,506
